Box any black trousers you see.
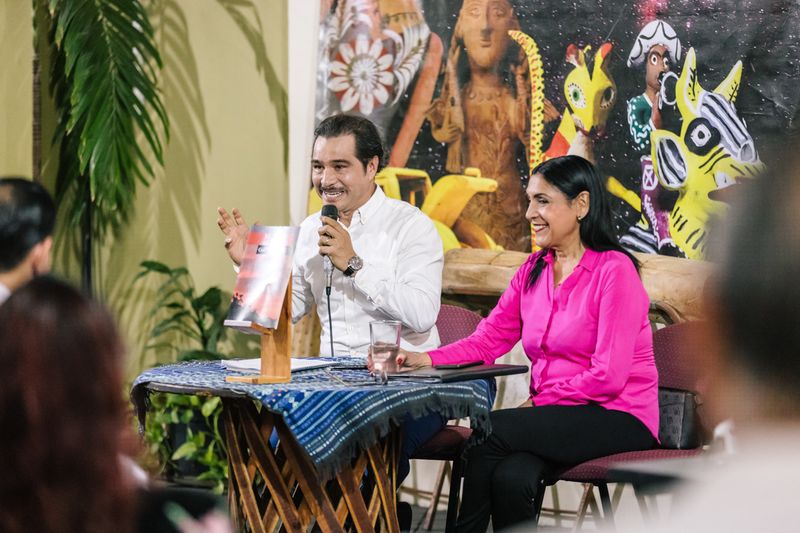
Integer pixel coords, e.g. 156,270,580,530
456,404,655,532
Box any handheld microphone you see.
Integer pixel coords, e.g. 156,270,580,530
320,204,338,357
320,204,339,292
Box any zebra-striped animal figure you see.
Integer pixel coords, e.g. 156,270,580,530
650,48,764,260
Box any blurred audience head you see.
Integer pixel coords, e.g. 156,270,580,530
0,177,56,291
704,152,800,422
0,276,134,533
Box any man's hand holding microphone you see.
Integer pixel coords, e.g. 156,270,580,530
317,205,356,279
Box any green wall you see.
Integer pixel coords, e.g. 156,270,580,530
113,1,289,375
2,1,289,376
0,1,33,178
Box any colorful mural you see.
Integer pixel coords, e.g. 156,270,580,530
314,0,800,259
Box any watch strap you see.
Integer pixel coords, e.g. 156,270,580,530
344,255,362,277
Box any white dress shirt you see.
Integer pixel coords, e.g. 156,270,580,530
293,187,443,356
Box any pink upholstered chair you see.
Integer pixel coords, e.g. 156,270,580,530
410,304,483,532
533,322,709,529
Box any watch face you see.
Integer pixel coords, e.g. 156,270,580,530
348,255,363,270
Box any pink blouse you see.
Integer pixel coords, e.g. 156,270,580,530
429,248,659,439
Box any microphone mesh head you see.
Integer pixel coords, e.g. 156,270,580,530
321,204,339,220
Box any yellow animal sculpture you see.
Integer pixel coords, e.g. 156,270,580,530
509,31,617,250
508,31,617,168
307,167,502,252
650,48,764,259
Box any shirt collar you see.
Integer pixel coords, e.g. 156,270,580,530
541,247,599,271
351,185,385,226
0,282,10,305
578,248,600,271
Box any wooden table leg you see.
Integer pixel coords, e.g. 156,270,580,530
223,405,268,533
336,454,373,533
222,397,400,533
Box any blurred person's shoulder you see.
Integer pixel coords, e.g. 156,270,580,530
611,426,800,533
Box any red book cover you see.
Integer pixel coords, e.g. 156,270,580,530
224,225,299,334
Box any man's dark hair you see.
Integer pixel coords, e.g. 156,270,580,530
0,178,56,272
313,114,385,173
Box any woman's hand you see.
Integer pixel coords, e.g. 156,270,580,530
396,349,432,370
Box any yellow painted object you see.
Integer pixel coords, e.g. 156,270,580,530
507,30,545,169
308,166,503,253
308,187,323,214
377,167,431,206
432,220,461,251
650,48,763,260
606,176,642,212
561,43,616,140
420,168,497,227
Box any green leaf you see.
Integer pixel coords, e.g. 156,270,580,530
195,287,223,311
139,260,172,275
201,396,221,418
50,0,169,245
179,408,194,424
171,441,198,461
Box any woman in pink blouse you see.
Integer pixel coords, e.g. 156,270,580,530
398,155,659,531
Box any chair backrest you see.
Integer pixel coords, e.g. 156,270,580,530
652,322,708,392
653,322,711,448
436,304,483,346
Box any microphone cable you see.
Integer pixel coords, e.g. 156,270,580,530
326,283,334,358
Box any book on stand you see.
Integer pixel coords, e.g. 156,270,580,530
224,225,299,334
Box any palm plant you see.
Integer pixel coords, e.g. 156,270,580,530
135,260,228,362
37,0,168,292
135,260,230,491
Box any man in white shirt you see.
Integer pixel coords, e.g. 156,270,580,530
219,115,442,356
0,178,55,304
217,115,446,503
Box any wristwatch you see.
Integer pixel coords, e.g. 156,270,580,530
343,255,363,277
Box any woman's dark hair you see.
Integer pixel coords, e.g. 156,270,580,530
526,156,639,288
313,114,385,173
0,277,134,533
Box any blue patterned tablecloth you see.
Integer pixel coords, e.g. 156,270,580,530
131,359,492,479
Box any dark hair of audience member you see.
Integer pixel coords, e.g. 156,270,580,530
0,177,56,272
526,155,640,288
313,114,385,172
712,157,800,409
0,276,134,533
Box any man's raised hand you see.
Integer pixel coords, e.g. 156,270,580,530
216,207,250,266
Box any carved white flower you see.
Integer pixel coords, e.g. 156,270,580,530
329,35,394,115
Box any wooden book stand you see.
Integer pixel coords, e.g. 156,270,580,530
226,279,292,384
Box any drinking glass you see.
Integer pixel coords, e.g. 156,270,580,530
369,320,401,384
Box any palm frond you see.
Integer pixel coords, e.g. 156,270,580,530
47,0,169,243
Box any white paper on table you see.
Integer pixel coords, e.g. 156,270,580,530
222,358,334,373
